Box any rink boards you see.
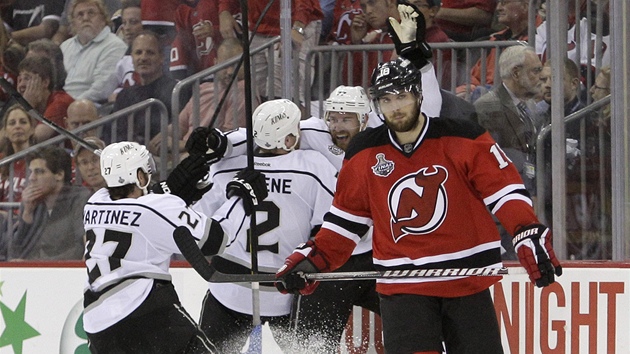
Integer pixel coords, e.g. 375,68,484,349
0,262,626,354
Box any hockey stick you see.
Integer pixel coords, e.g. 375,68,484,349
0,78,101,155
173,226,527,283
238,0,263,328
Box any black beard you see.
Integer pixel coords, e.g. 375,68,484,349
385,106,420,133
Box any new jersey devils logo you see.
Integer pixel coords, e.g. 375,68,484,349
388,165,448,243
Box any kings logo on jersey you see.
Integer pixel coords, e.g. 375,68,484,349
388,165,448,242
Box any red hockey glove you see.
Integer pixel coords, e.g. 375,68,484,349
275,240,330,295
513,224,563,287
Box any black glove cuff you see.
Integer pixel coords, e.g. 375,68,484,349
399,44,431,70
150,180,171,194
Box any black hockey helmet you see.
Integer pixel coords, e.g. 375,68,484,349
368,57,422,100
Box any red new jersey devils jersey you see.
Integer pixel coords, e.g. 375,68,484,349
315,117,540,298
170,0,227,76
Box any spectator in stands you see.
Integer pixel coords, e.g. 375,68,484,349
169,0,225,80
567,65,611,259
329,0,361,44
474,45,543,259
149,38,259,156
435,0,497,42
52,0,121,45
0,105,36,204
110,30,183,145
17,55,74,142
138,0,178,46
459,0,531,100
590,66,610,111
65,99,100,141
341,0,396,88
219,0,323,103
537,59,585,129
0,40,26,105
408,0,453,87
1,0,65,46
109,0,142,103
73,136,106,193
26,39,67,91
9,145,91,260
60,0,126,103
535,0,610,81
408,0,450,53
536,59,585,230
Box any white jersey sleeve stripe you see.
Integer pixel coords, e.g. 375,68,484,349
483,183,527,205
373,240,501,268
322,221,361,245
329,205,373,226
489,193,533,215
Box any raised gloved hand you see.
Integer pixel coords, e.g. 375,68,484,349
185,127,228,164
513,224,563,287
151,154,211,205
275,240,330,295
387,2,432,69
226,169,268,216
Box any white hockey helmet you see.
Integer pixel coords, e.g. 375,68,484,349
252,99,301,151
100,141,155,192
324,85,371,127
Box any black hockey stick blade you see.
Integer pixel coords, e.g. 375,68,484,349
173,226,215,281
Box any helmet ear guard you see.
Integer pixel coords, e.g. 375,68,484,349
368,58,422,114
252,99,301,151
100,142,155,193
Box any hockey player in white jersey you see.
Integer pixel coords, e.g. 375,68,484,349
192,99,338,353
82,140,266,354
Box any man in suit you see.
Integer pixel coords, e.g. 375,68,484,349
474,44,543,259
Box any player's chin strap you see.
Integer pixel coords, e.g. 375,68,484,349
138,173,152,196
173,226,527,283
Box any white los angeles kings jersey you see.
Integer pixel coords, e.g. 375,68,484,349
83,188,210,333
193,150,337,316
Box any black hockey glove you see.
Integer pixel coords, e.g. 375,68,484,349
225,169,268,216
151,154,212,205
185,127,228,165
275,240,330,295
387,2,432,70
513,224,563,287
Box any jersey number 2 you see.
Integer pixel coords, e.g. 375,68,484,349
246,200,280,254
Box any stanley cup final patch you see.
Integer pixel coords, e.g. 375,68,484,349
328,144,344,155
372,153,394,177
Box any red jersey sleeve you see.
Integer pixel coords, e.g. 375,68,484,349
464,131,540,234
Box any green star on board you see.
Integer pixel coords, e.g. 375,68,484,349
0,291,40,354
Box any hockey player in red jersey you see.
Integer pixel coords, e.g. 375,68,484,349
275,54,562,354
